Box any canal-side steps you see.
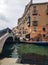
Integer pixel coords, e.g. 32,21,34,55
0,58,29,65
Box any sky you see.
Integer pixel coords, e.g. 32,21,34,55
0,0,48,30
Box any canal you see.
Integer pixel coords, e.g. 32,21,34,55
0,42,48,58
0,43,20,58
0,42,48,64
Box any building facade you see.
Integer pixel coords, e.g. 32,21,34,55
18,0,48,42
12,26,19,37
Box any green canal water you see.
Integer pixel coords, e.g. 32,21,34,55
1,43,20,58
1,42,48,58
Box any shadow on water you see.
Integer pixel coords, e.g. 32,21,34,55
0,37,15,59
16,42,48,65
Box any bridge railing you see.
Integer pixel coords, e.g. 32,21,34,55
0,33,8,40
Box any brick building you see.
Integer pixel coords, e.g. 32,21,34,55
18,0,48,42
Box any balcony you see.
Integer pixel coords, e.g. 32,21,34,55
32,21,38,26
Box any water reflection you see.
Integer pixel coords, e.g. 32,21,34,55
0,42,48,59
0,42,21,59
11,44,18,58
0,42,48,64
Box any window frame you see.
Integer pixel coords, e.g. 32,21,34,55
43,34,46,38
27,16,30,27
32,21,38,26
32,6,38,15
42,27,46,32
34,27,37,32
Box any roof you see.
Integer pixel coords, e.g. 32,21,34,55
32,2,48,5
18,2,48,21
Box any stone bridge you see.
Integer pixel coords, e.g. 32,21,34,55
0,32,15,53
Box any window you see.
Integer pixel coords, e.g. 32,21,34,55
43,27,46,31
46,24,48,26
23,31,26,34
43,34,46,38
46,5,48,15
22,27,23,29
27,16,30,27
27,16,30,23
32,6,38,15
34,6,36,8
32,21,38,26
28,23,30,27
19,32,21,34
34,27,37,32
20,29,21,30
25,17,27,21
26,34,30,39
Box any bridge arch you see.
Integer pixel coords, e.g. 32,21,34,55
0,32,15,53
1,36,13,57
2,36,13,51
4,37,13,43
